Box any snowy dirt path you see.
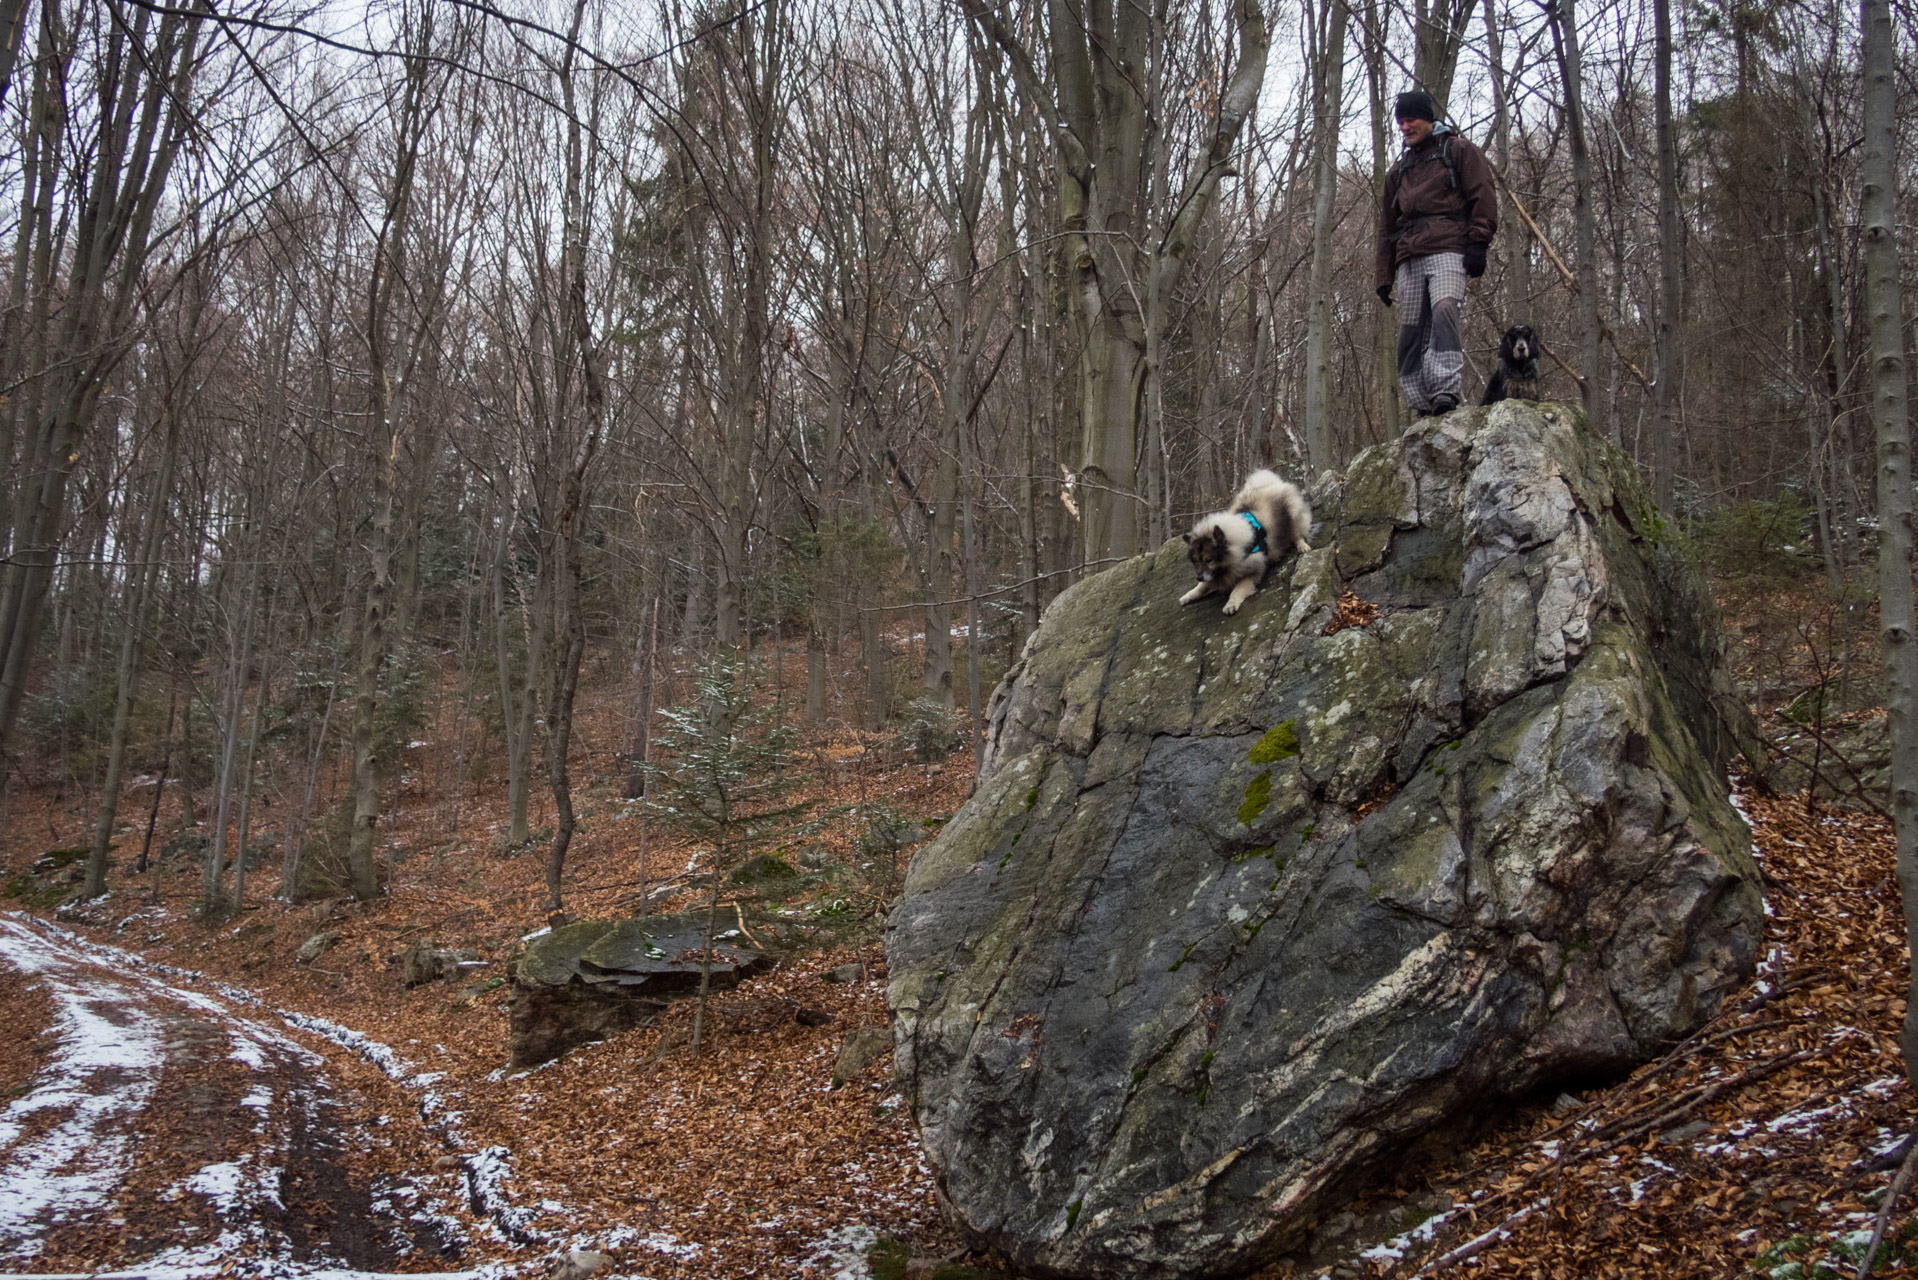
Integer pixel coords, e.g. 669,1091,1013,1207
0,914,488,1277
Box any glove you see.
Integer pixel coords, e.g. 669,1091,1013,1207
1376,284,1393,306
1463,242,1488,278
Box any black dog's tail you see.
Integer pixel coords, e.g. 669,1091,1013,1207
1481,367,1509,406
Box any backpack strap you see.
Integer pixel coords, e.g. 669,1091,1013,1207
1389,133,1465,240
1391,132,1460,210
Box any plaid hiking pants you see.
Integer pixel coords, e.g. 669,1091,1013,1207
1395,251,1466,413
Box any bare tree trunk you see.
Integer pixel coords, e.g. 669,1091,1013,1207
1482,0,1531,328
540,0,610,914
1797,43,1858,574
1860,0,1918,1086
0,0,30,115
492,473,535,847
231,595,277,912
1363,0,1401,437
1412,0,1474,105
342,19,440,901
1548,0,1604,436
690,830,725,1057
544,511,587,913
343,391,400,899
1138,0,1175,547
0,1,205,772
84,409,178,898
136,685,176,878
924,448,959,706
913,27,996,705
968,0,1267,570
1650,0,1680,511
206,536,264,908
1303,0,1349,470
628,597,661,797
279,645,339,901
960,414,984,778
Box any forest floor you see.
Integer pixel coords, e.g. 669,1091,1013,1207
1,572,1915,1279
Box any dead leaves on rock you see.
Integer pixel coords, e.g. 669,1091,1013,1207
1278,786,1918,1279
1322,590,1380,636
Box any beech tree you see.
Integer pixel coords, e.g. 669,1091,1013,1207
0,0,213,773
1858,0,1918,1081
966,0,1269,567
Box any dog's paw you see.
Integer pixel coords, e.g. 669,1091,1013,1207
1222,599,1242,615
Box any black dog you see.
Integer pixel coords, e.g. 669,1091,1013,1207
1482,324,1542,405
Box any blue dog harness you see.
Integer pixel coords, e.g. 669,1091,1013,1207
1240,511,1267,555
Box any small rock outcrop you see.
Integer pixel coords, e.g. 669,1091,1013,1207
509,913,774,1067
400,940,480,987
833,1026,895,1084
295,930,342,964
887,403,1762,1278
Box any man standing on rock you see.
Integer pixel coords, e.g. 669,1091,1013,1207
1376,90,1498,416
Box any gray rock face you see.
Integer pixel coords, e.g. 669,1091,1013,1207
886,404,1762,1279
509,913,773,1066
296,930,342,964
400,940,481,987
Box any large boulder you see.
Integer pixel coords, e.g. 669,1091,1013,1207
509,913,774,1066
886,403,1763,1279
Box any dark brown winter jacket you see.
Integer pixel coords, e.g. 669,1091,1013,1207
1374,126,1499,289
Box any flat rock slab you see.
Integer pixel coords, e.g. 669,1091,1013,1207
510,913,774,1066
886,403,1763,1279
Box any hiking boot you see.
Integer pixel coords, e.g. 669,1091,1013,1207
1432,393,1460,413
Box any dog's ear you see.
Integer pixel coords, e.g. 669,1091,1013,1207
1210,527,1227,550
1181,532,1193,545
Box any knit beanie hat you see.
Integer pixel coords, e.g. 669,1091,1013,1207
1394,90,1437,122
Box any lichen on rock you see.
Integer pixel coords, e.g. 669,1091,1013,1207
887,402,1763,1279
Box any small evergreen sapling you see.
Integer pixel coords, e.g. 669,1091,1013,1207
642,657,812,1056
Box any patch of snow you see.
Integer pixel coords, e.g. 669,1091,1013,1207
1627,1156,1679,1202
1359,1206,1454,1262
464,1145,544,1243
0,916,169,1259
634,1230,704,1258
1768,1101,1846,1134
802,1224,880,1279
0,914,529,1256
183,1162,248,1205
226,1028,271,1070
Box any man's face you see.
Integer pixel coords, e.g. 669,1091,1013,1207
1398,115,1434,146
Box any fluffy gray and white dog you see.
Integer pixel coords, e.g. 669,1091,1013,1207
1179,469,1313,615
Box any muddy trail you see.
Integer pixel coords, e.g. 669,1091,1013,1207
0,914,492,1277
